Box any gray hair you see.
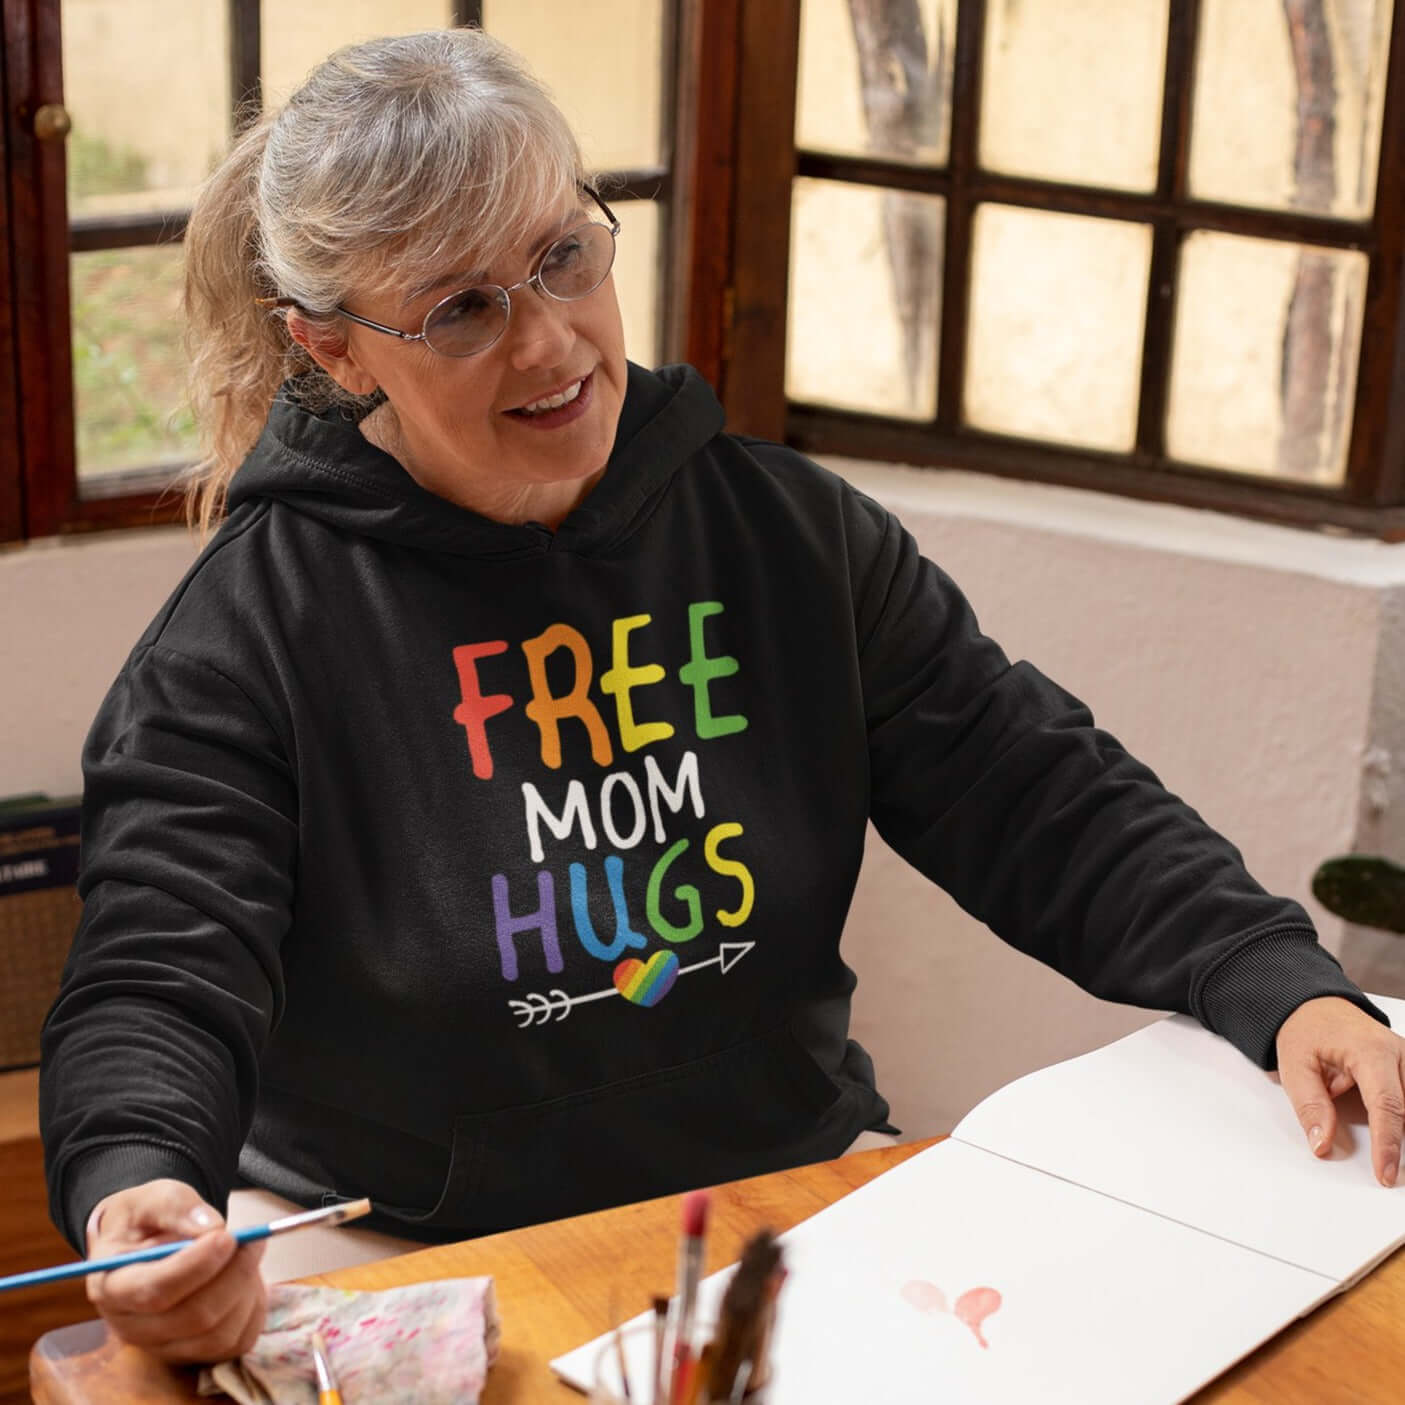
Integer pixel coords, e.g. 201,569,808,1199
183,27,584,535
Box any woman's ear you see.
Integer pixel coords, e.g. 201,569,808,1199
286,309,380,396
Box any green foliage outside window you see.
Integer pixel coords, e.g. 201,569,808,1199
68,135,198,480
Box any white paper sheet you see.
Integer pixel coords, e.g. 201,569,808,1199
553,995,1405,1402
953,995,1405,1283
553,1139,1327,1403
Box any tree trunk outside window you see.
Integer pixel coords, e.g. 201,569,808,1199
846,0,945,405
1279,0,1343,480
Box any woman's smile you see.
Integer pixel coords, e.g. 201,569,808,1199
504,368,594,427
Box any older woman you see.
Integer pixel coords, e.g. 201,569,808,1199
41,26,1403,1365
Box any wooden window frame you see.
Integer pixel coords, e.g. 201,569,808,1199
0,22,20,546
721,0,1405,538
2,0,731,543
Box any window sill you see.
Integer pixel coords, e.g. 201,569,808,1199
824,458,1405,589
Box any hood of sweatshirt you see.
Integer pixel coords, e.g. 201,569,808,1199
225,361,726,559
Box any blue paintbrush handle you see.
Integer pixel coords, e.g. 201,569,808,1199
0,1234,213,1292
0,1197,367,1294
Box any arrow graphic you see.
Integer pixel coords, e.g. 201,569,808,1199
509,941,755,1028
681,942,754,978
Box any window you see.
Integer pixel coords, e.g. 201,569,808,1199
722,0,1405,535
1,0,714,541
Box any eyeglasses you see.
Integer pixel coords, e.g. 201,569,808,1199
257,187,621,359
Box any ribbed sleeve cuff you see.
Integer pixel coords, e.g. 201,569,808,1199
1194,928,1391,1070
57,1144,218,1255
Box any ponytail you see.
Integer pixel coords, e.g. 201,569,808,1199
182,115,308,536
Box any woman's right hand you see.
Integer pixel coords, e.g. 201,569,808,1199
83,1179,268,1364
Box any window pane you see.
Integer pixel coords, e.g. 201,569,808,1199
63,0,229,219
786,178,943,419
612,198,661,370
796,0,954,166
965,205,1150,451
262,2,456,105
1166,232,1366,483
484,1,665,170
979,0,1167,192
1189,0,1394,219
71,246,197,488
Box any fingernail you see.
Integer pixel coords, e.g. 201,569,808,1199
1308,1125,1325,1153
188,1207,217,1230
1386,1161,1399,1188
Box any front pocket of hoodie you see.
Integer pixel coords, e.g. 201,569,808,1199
383,1024,840,1233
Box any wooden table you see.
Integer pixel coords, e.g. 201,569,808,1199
0,1071,92,1403
28,1138,1405,1404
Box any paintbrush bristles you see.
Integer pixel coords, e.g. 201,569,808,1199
309,1331,339,1395
719,1230,781,1319
706,1229,783,1400
265,1197,372,1235
651,1295,669,1405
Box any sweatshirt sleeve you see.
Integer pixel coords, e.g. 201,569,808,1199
847,491,1386,1068
40,643,296,1251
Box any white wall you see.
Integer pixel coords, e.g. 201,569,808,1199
6,467,1405,1141
1,529,201,797
1341,582,1405,997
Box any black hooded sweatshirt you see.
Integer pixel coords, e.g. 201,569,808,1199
41,362,1384,1251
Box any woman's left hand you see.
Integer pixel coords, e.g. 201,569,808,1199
1276,995,1405,1186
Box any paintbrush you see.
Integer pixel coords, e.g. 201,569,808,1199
704,1229,783,1402
679,1341,715,1405
651,1293,670,1404
0,1197,373,1293
669,1188,710,1403
609,1285,634,1401
310,1329,343,1405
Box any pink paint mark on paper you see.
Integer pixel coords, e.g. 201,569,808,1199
954,1287,1003,1349
902,1279,1003,1349
900,1279,948,1315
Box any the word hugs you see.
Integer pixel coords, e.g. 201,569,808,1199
491,816,755,983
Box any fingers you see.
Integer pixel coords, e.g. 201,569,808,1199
138,1250,269,1364
88,1178,222,1253
230,1275,270,1358
1326,1068,1355,1099
82,1179,268,1363
87,1187,238,1321
1277,1054,1338,1158
1275,998,1405,1186
88,1228,237,1318
1353,1053,1405,1188
99,1240,267,1362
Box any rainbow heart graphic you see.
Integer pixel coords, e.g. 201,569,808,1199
612,950,681,1008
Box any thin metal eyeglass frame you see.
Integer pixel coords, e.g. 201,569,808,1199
334,187,621,358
